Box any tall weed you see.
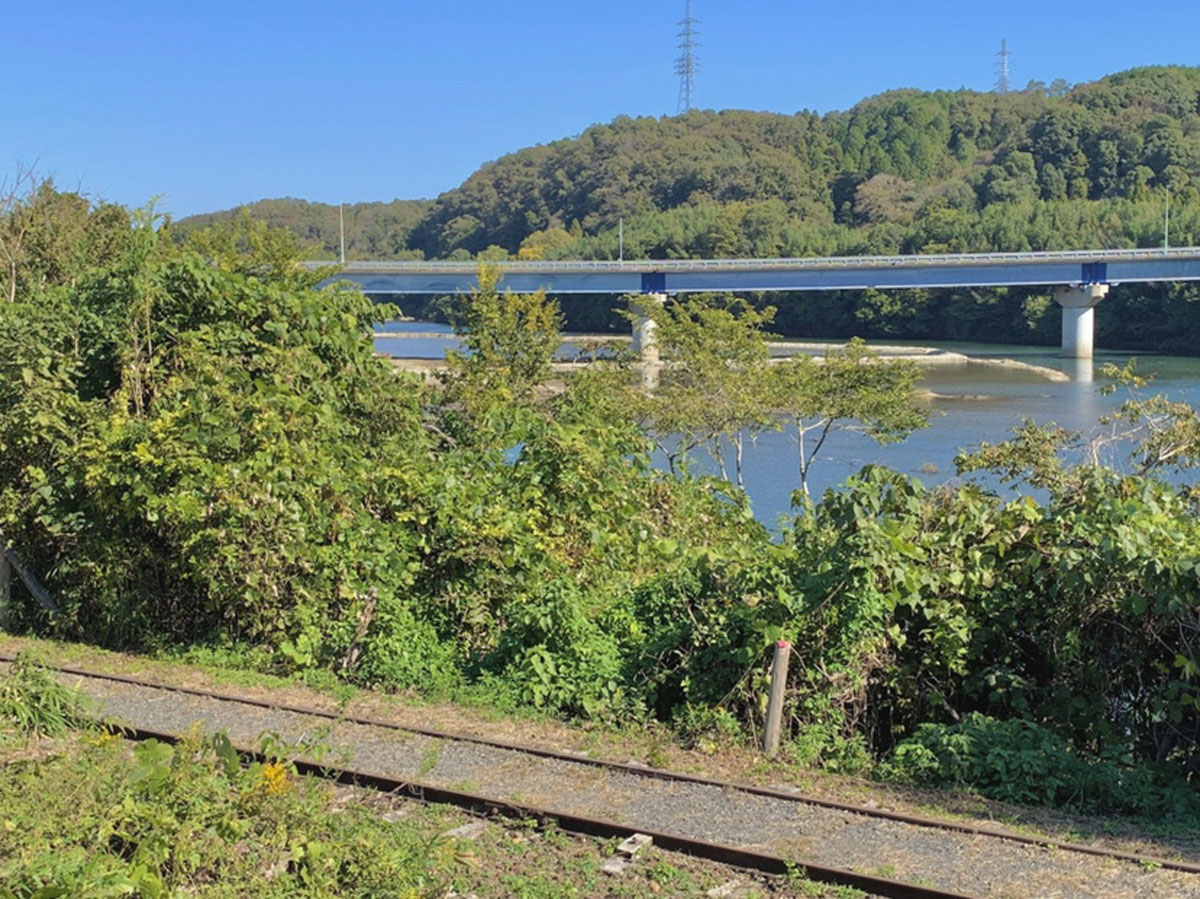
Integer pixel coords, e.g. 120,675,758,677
0,653,91,737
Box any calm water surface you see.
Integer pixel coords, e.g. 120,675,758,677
375,322,1200,525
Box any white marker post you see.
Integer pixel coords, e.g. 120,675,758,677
763,640,791,758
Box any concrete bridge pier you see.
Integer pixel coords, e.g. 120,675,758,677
1054,284,1109,358
630,292,666,388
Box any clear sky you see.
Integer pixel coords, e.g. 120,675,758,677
5,1,1199,218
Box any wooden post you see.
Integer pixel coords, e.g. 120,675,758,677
0,543,10,631
0,544,57,616
763,640,791,758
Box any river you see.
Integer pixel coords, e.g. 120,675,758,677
374,321,1200,525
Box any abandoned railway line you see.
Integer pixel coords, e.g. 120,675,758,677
8,654,1200,898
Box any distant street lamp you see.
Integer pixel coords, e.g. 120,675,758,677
1164,187,1171,251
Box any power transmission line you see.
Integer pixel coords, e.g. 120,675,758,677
675,0,699,113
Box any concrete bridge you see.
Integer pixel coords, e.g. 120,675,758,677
326,248,1200,359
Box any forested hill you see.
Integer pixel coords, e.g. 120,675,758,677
174,197,432,260
180,66,1200,263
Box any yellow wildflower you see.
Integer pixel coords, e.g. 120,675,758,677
260,761,290,796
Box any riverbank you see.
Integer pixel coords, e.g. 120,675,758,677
766,342,1070,382
381,333,1071,383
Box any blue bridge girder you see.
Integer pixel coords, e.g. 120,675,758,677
320,248,1200,296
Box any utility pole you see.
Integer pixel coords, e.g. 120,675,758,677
1165,186,1171,251
618,218,624,261
339,203,346,264
763,641,791,758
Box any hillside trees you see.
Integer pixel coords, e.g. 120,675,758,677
391,66,1200,261
173,197,432,261
167,66,1200,350
179,67,1200,276
171,69,1200,349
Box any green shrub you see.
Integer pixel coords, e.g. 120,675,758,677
487,580,631,718
354,597,461,693
670,704,745,748
787,723,872,775
881,713,1200,820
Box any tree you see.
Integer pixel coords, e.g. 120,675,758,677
1099,362,1200,478
631,295,778,486
181,207,320,285
982,150,1039,204
772,339,929,501
0,166,38,303
853,174,921,225
441,266,563,446
517,227,574,260
0,173,131,304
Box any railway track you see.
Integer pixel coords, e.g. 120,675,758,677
7,654,1200,899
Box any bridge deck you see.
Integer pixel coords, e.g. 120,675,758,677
320,248,1200,295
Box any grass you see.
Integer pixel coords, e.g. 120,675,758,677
417,743,441,777
0,730,826,896
784,864,865,898
0,651,94,739
2,726,458,896
156,642,360,707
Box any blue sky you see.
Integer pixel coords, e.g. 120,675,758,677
5,1,1199,218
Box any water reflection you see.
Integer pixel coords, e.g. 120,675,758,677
1065,357,1094,384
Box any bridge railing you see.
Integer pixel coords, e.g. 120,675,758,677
316,246,1200,274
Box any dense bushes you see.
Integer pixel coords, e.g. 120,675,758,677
4,199,1200,816
882,714,1200,819
0,219,432,650
0,208,768,706
774,467,1200,773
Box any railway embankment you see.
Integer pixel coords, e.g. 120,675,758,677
4,637,1199,898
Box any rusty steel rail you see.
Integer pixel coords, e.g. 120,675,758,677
9,654,1200,887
